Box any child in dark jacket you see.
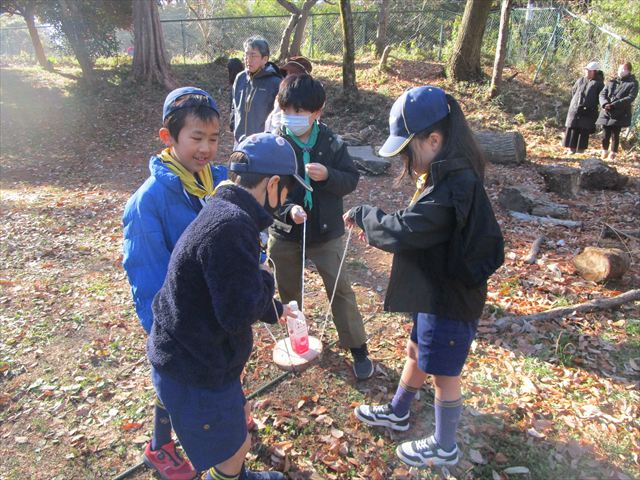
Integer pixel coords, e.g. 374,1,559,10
123,87,227,480
345,86,503,469
266,74,374,380
148,133,312,480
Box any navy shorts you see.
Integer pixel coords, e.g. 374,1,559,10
409,313,478,376
151,367,247,471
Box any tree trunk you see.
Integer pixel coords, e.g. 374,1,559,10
446,0,492,82
131,0,176,89
58,0,95,85
339,0,357,97
277,13,299,62
489,0,512,98
24,4,52,71
290,0,317,57
375,0,389,58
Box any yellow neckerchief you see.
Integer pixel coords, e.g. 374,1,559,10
158,148,213,199
409,173,429,206
212,179,235,195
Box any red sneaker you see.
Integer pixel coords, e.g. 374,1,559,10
143,440,198,480
247,415,256,431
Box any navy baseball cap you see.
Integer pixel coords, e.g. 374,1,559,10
378,86,449,157
162,86,219,122
231,133,313,192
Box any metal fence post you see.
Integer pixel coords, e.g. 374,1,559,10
438,24,444,61
181,21,186,64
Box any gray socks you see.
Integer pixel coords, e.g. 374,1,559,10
434,397,462,452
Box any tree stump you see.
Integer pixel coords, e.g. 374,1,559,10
538,165,580,197
572,247,630,282
499,186,569,219
473,130,526,165
579,158,628,190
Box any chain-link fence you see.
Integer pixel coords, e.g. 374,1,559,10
1,7,638,131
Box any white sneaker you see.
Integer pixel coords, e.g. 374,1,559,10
354,403,410,431
396,435,459,467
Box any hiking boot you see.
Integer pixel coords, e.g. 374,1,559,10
352,355,375,380
241,467,285,480
143,440,197,480
354,403,410,431
396,435,459,468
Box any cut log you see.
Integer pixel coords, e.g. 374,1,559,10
509,211,582,228
579,158,628,190
538,165,580,197
499,187,570,219
348,146,391,175
495,289,640,331
572,247,630,282
473,130,526,165
524,235,545,264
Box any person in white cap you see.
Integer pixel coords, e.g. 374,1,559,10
563,61,604,154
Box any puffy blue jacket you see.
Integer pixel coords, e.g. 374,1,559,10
123,155,227,333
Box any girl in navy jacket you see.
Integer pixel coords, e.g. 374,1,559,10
345,86,503,469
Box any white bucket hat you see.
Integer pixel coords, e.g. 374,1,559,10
584,61,600,70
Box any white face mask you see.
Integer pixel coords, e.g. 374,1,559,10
282,113,311,136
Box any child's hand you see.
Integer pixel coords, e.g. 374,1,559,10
279,304,293,325
343,210,356,228
305,163,328,181
290,205,307,224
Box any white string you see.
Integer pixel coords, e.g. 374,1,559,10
301,218,307,312
319,226,353,341
264,254,296,370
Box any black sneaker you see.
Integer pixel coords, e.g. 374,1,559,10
396,435,459,467
352,355,375,380
354,403,410,431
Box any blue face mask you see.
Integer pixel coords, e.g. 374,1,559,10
282,113,311,136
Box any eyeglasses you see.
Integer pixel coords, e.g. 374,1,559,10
244,52,263,60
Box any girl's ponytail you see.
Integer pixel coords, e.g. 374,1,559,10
445,94,486,180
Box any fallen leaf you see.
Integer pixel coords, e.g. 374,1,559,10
503,466,531,475
470,448,486,464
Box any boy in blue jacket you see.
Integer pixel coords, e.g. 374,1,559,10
149,133,311,480
123,87,227,480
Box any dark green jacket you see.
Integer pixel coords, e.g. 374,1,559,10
270,123,360,245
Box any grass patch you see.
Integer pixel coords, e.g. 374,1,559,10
521,356,554,378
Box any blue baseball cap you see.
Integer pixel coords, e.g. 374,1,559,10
231,133,313,192
162,86,219,122
378,86,449,157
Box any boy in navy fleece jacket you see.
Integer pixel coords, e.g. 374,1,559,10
148,133,312,480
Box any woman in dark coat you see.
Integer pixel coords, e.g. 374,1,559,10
563,61,605,154
597,61,639,160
